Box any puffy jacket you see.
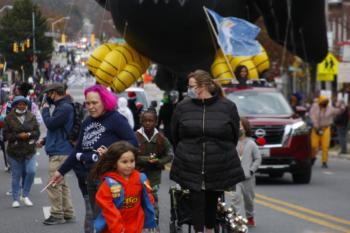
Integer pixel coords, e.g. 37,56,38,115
4,111,40,161
170,95,244,191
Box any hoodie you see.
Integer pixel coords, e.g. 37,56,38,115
117,97,134,129
95,170,156,233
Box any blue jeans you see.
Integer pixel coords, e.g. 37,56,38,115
7,155,36,201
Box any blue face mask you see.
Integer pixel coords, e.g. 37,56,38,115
187,87,197,99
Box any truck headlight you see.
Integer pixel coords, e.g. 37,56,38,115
282,121,309,146
290,121,309,136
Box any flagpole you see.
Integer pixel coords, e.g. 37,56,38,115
203,6,237,81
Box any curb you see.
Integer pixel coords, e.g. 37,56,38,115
329,150,350,160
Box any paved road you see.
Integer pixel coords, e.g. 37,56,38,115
0,150,349,233
0,76,349,233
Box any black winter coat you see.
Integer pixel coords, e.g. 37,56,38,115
170,95,244,191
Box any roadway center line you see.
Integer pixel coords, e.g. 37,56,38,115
323,171,334,175
256,199,350,233
256,193,350,226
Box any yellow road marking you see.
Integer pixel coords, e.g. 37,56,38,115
256,199,350,233
256,194,350,226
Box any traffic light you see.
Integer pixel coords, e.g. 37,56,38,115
26,39,30,48
61,34,66,44
13,42,18,53
90,33,95,47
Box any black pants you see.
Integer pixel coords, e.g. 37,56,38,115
190,189,222,232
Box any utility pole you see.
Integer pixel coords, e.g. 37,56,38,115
32,11,37,79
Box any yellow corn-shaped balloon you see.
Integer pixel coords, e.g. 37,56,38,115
87,43,118,75
252,47,270,73
112,62,144,93
89,43,150,92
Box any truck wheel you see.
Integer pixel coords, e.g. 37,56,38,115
292,165,312,184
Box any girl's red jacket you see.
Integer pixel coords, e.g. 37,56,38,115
96,170,155,233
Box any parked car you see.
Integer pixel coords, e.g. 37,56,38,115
225,86,312,184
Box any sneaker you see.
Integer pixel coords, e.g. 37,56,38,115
322,162,328,168
247,217,256,227
6,190,12,196
43,216,66,225
22,197,33,206
12,201,20,208
64,216,76,223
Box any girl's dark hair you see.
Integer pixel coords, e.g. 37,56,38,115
240,117,252,137
90,141,138,180
234,65,249,79
188,69,224,98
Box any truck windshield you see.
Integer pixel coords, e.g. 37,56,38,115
226,90,293,116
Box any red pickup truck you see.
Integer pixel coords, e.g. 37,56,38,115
225,86,312,184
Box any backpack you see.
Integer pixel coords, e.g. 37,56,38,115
68,102,85,145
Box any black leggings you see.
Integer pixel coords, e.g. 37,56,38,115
190,190,222,232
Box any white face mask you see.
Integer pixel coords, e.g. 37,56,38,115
15,109,27,115
187,87,198,99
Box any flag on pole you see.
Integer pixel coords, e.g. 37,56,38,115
206,8,261,56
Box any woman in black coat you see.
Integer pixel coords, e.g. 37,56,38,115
170,70,244,233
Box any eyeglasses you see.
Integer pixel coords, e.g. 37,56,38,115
187,85,198,89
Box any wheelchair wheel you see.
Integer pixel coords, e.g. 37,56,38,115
170,222,183,233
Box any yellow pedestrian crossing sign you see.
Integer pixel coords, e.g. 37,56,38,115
317,52,339,75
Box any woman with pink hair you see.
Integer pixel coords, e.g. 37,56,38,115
50,84,137,233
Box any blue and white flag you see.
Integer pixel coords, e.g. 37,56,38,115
206,8,261,56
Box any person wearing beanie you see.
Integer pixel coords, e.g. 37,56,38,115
3,96,40,208
127,91,142,130
309,95,344,168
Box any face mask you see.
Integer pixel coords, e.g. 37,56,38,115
319,103,327,108
46,95,54,105
187,87,197,99
15,109,27,115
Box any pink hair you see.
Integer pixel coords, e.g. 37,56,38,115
84,85,117,111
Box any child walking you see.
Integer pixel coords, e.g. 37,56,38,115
92,141,157,233
232,117,262,227
135,109,173,223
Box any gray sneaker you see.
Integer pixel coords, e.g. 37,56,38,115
43,216,66,225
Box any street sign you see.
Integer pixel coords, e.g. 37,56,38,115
44,32,59,38
317,52,339,81
317,52,339,75
317,73,334,81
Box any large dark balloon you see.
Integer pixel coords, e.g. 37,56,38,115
95,0,327,82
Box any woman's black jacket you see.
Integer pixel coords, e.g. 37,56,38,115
170,95,245,191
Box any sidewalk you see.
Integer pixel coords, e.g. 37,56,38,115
329,145,350,160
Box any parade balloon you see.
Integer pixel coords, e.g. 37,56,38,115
91,0,327,91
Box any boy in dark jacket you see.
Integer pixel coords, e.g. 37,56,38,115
135,109,173,223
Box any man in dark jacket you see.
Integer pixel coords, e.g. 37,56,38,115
40,83,76,225
334,101,349,155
